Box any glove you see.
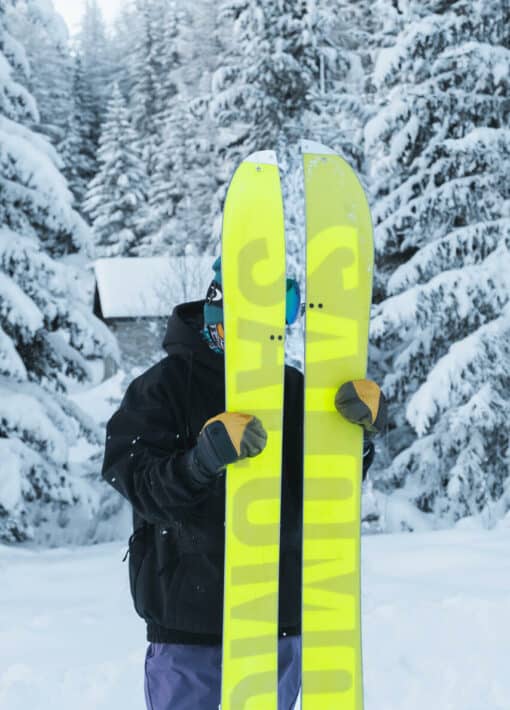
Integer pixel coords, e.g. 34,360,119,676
179,412,267,487
335,380,387,435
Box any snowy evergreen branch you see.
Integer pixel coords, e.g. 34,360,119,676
368,0,510,527
0,2,120,543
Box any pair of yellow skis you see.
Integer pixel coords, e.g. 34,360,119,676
221,142,373,709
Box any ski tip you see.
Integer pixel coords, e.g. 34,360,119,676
244,150,278,166
301,140,337,156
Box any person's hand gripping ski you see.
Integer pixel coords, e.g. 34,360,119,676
335,379,387,434
183,412,268,487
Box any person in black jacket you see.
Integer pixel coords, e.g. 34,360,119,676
102,258,386,710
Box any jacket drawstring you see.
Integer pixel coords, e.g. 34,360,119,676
185,353,194,448
122,524,146,562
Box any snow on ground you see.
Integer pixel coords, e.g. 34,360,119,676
1,526,510,709
0,542,144,710
362,525,510,710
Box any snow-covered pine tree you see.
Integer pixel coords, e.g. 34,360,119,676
7,0,73,149
110,4,138,100
85,84,147,257
152,1,182,122
282,0,383,291
180,0,222,92
59,56,99,209
129,0,167,177
366,0,510,526
78,0,113,116
70,0,113,207
0,0,119,543
207,0,325,261
132,2,218,256
138,96,216,256
211,0,320,165
134,0,181,243
300,0,382,171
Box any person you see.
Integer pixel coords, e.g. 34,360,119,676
102,257,386,710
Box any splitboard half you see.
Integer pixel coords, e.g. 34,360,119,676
301,140,374,710
221,150,287,710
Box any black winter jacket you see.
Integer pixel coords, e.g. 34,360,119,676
102,300,373,646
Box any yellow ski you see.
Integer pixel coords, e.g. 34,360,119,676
221,150,286,710
301,141,374,710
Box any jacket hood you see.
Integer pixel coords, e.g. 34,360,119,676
163,300,223,370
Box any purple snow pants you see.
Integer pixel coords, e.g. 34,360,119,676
144,636,301,710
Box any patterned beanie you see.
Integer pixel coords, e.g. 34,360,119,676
203,257,224,353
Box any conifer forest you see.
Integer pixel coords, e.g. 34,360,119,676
0,0,509,544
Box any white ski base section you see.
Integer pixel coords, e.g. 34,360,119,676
301,139,337,155
244,150,278,166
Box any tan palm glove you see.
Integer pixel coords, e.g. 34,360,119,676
335,380,387,435
181,412,268,487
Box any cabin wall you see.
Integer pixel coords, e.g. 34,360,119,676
106,318,168,376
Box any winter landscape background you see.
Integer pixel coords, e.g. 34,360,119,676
0,0,509,707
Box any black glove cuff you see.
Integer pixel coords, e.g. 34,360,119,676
196,421,238,471
176,446,223,489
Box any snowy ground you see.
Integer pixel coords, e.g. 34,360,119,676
2,526,510,710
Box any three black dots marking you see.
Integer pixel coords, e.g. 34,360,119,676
268,303,325,340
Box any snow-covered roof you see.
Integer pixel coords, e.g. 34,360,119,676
94,256,213,319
